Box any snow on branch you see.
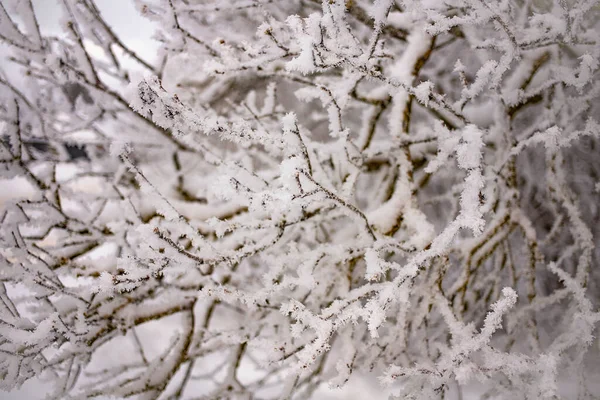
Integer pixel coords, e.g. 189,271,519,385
0,0,599,399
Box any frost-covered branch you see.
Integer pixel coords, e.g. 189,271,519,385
1,0,599,399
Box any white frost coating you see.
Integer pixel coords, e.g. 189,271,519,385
403,207,435,249
442,287,517,361
387,11,416,30
524,13,567,44
459,170,485,234
369,0,394,25
285,14,322,75
387,24,432,137
425,121,459,173
556,53,599,91
294,86,344,137
261,82,277,115
456,125,486,235
457,60,498,108
364,247,394,281
2,1,600,398
456,124,484,170
281,111,298,135
0,314,56,345
279,156,304,191
413,80,434,106
367,169,411,234
109,137,131,157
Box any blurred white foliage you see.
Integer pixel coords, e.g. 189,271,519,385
0,0,599,399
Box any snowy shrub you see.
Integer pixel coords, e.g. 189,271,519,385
1,0,599,398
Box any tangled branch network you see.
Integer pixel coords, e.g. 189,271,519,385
0,0,599,398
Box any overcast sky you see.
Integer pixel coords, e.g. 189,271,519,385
29,0,160,62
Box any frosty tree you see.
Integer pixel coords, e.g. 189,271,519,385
1,0,599,398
